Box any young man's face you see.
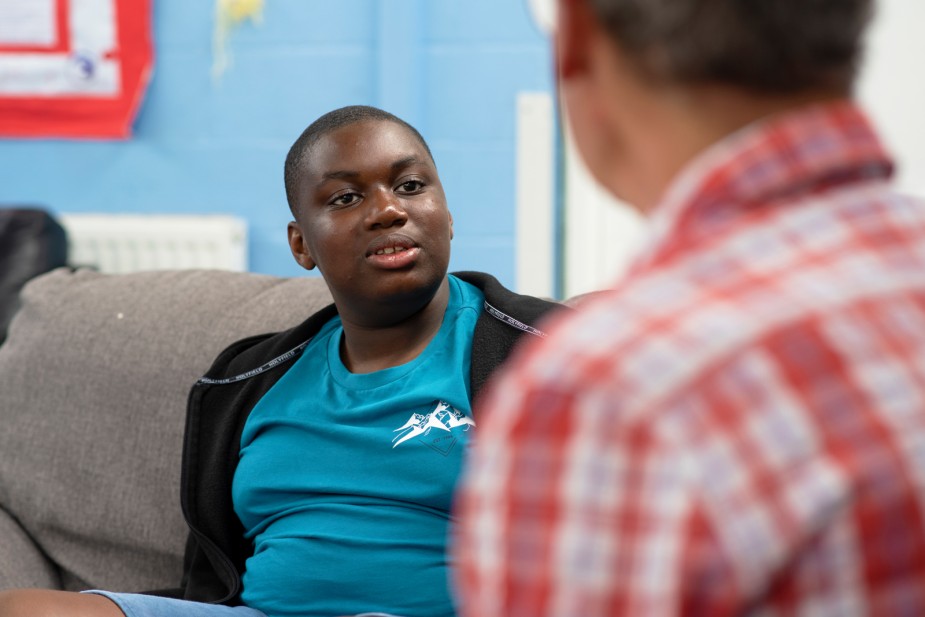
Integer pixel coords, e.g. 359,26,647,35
288,119,453,324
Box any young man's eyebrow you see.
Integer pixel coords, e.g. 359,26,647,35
316,155,426,188
391,156,420,171
318,156,421,184
319,169,360,183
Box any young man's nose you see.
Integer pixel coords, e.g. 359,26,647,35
365,188,408,229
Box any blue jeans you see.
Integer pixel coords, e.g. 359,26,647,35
82,591,267,617
83,591,406,617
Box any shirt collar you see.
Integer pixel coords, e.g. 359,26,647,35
630,100,894,272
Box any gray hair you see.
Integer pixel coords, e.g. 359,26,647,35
587,0,874,93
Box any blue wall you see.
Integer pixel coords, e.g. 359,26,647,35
0,1,554,285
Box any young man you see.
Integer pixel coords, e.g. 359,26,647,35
456,1,925,615
0,106,562,617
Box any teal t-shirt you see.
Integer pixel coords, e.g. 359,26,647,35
232,275,484,617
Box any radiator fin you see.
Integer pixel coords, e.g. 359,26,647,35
59,214,248,273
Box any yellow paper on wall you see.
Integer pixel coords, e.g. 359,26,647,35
213,0,265,80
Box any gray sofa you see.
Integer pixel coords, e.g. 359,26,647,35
0,268,333,592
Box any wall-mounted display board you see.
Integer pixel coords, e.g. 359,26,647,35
0,0,152,138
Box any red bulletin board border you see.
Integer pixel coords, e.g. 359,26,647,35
0,0,153,139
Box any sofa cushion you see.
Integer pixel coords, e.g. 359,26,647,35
0,268,332,592
0,506,60,589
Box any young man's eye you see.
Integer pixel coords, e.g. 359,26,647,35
397,180,424,193
330,192,360,207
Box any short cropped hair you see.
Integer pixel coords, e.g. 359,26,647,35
587,0,874,94
284,105,435,214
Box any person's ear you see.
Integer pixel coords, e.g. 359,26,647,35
556,0,596,81
448,211,454,240
287,221,316,271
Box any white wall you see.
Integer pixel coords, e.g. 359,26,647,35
858,0,925,196
561,0,925,297
516,92,557,299
561,130,647,299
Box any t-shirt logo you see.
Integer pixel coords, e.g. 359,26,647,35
392,400,475,455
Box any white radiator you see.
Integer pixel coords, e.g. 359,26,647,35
59,214,248,273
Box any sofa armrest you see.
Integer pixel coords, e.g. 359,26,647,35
0,505,61,589
0,268,333,592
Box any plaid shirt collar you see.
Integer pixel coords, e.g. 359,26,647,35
632,100,895,273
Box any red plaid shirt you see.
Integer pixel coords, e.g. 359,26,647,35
455,101,925,616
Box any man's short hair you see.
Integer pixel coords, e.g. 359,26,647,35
284,105,435,214
587,0,874,94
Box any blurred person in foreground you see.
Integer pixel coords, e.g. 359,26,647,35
455,0,925,615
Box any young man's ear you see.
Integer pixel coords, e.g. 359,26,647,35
556,0,596,81
287,221,317,271
448,211,454,241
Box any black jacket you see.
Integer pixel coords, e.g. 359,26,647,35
172,272,564,604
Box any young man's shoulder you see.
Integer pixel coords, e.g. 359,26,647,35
200,272,564,384
452,270,564,319
199,302,339,384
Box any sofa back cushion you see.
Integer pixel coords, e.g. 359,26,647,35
0,268,332,592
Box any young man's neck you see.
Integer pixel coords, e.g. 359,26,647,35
337,278,451,374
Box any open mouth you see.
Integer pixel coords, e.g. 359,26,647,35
365,233,418,257
373,246,409,256
365,234,421,269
